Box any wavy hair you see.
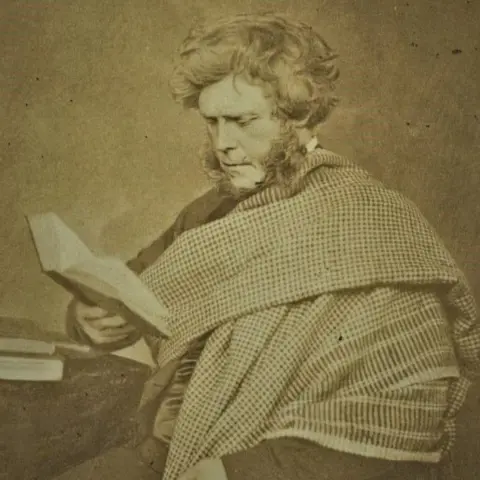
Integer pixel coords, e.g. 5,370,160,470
170,13,340,128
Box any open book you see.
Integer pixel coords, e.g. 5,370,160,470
26,212,171,340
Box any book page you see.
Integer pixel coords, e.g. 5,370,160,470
27,212,171,338
26,212,94,272
111,337,156,367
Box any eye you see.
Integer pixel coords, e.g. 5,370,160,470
205,117,217,126
236,117,257,127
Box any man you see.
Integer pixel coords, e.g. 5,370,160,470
66,13,479,480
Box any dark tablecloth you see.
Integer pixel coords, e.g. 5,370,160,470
0,351,150,480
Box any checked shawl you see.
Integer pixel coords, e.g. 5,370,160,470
139,150,479,480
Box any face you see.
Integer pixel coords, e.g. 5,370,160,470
198,74,282,192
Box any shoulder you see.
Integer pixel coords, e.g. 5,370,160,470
308,159,448,262
174,188,226,234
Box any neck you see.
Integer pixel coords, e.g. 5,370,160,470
295,127,314,148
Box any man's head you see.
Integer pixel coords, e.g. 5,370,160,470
170,13,339,198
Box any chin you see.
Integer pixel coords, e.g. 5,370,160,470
230,176,262,191
220,181,259,200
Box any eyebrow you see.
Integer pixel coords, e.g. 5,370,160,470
201,113,258,121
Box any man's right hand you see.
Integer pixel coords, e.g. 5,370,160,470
74,301,138,345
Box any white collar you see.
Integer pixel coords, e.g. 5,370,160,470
305,136,319,153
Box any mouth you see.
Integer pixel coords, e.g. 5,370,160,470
220,159,249,167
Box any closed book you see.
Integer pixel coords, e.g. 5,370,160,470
0,337,55,355
0,316,96,382
0,336,94,356
0,351,64,382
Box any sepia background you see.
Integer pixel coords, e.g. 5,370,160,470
1,0,479,477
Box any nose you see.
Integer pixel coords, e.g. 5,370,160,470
214,119,237,152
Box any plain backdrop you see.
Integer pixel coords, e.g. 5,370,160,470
1,0,479,476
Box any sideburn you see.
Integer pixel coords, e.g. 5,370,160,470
199,124,308,199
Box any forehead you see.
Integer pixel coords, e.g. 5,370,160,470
198,74,272,117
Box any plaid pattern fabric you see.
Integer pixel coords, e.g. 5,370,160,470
139,149,479,480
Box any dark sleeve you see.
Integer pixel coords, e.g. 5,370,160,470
221,437,435,480
125,219,179,275
126,187,232,275
126,187,229,275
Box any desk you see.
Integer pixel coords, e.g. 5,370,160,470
0,352,150,480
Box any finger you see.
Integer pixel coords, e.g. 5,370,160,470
89,333,131,345
81,322,136,339
96,325,137,338
77,304,111,320
79,320,135,342
86,328,133,345
87,315,129,329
